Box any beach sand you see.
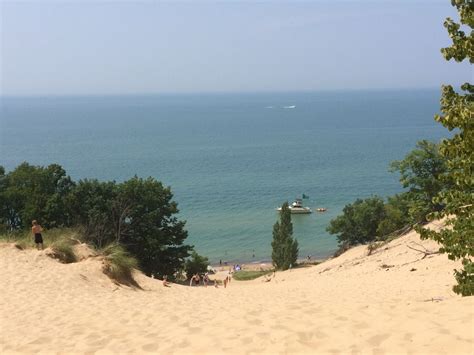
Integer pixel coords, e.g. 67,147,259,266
1,220,473,354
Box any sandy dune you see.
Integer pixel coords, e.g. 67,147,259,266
1,221,473,354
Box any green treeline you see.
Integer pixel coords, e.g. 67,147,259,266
327,140,447,248
0,162,191,279
328,0,473,296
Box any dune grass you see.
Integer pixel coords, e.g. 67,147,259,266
0,228,82,249
50,238,77,263
101,244,139,285
232,270,273,281
0,228,81,263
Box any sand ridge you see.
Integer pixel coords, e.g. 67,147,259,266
0,221,473,354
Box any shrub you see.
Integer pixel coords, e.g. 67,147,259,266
327,196,386,247
102,244,138,285
184,251,209,279
50,239,77,263
233,270,273,281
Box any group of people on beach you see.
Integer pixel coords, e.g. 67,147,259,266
189,272,211,287
189,270,232,288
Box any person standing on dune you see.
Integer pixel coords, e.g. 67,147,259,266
31,220,43,250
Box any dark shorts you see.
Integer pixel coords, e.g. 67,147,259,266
34,233,43,244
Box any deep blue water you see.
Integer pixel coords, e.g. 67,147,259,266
0,90,446,263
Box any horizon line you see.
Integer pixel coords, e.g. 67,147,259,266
1,86,443,98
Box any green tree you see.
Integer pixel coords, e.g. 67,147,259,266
117,176,192,279
272,202,298,270
390,140,448,222
69,179,118,247
375,193,411,237
327,196,386,247
0,163,75,230
184,251,209,279
419,0,473,296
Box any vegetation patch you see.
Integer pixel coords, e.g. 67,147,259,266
184,251,209,279
102,244,139,286
50,238,77,263
233,270,273,281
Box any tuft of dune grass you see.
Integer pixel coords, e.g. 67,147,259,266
101,244,139,286
1,228,83,252
50,238,77,263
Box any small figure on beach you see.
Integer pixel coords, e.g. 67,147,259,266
31,220,43,250
162,275,171,287
190,273,200,286
203,272,209,287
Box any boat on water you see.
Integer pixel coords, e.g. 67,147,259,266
316,208,327,212
277,198,312,214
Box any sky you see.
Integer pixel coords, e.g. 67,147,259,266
1,0,471,96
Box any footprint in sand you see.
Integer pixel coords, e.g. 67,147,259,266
368,333,391,347
142,342,159,352
27,337,52,345
145,332,159,339
297,331,314,343
187,326,202,334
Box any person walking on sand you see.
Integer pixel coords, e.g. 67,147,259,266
31,220,43,250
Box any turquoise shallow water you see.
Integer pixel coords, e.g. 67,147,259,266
0,90,446,263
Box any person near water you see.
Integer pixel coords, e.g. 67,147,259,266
31,220,43,250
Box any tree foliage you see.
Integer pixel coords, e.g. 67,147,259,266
0,163,74,230
184,251,209,279
376,193,411,237
327,196,386,247
117,176,191,279
272,202,298,270
0,163,192,280
390,140,448,222
419,0,474,296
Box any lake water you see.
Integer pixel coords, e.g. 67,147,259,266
0,90,447,263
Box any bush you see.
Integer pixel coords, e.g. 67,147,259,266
102,244,138,285
0,230,36,250
327,196,386,247
50,238,77,263
233,270,273,281
184,251,209,279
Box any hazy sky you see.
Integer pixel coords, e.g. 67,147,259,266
1,0,471,95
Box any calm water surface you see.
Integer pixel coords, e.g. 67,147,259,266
0,90,446,262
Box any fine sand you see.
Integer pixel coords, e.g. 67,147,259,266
1,220,473,354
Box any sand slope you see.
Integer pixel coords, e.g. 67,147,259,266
1,221,473,354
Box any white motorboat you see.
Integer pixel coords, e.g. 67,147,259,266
277,199,312,214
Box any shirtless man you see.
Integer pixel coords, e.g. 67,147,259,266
190,273,200,286
31,220,43,250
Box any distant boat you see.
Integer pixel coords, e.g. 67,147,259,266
277,198,312,214
316,208,327,212
283,105,296,109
